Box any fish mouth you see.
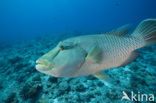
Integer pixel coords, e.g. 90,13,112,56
36,60,52,71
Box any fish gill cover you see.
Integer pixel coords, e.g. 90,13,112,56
0,0,156,103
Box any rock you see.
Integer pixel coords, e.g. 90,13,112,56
3,93,16,103
59,81,70,91
19,83,31,99
28,85,42,98
46,84,51,88
19,83,42,100
9,56,22,64
79,92,95,102
97,81,104,87
11,99,19,103
129,63,141,71
48,77,58,83
145,75,156,86
14,63,28,72
32,75,41,81
75,84,86,92
0,84,3,90
38,98,48,103
106,91,119,99
17,74,25,82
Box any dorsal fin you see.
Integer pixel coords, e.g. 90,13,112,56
107,24,131,36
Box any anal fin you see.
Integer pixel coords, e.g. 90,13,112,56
119,51,139,67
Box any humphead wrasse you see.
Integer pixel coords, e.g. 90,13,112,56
36,19,156,80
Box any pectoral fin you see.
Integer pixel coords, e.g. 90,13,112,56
86,45,102,63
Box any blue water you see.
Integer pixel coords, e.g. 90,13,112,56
0,0,156,103
1,0,156,42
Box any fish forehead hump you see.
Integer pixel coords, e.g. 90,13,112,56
52,45,87,77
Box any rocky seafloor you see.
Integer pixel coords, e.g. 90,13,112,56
0,34,156,103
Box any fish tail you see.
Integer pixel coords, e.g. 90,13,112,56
131,19,156,46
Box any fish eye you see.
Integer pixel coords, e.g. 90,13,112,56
58,41,76,50
59,45,64,50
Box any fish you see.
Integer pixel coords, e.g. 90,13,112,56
36,19,156,80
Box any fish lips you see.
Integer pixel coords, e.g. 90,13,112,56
35,60,53,72
36,64,50,71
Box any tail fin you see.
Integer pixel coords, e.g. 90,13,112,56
132,19,156,46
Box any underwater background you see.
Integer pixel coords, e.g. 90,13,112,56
0,0,156,103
